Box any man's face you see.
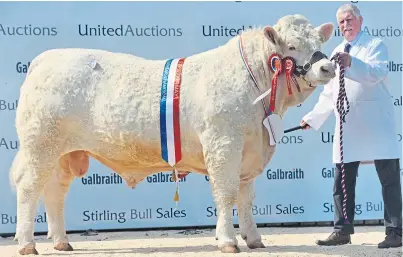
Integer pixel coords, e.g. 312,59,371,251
337,11,362,41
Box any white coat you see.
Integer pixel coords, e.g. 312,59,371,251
302,31,400,164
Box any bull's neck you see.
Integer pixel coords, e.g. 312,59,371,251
239,34,287,117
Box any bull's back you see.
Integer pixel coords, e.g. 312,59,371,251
17,48,165,145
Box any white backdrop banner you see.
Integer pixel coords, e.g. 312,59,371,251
0,1,402,234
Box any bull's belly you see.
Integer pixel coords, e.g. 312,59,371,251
79,134,208,187
87,150,207,174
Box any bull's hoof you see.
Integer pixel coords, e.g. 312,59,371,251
19,247,39,255
219,245,240,253
247,241,265,249
241,234,247,240
54,242,73,251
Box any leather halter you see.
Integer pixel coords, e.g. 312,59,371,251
239,35,329,110
293,51,329,77
239,35,302,114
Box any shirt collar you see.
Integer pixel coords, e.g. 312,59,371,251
344,30,363,47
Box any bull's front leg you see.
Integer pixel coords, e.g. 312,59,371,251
201,127,243,253
236,180,265,249
43,165,74,251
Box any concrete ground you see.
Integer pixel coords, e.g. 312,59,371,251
0,225,402,257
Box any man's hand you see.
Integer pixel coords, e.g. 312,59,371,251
336,52,352,67
300,120,311,130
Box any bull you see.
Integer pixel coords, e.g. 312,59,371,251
10,14,335,255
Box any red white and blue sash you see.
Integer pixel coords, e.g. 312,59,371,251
160,58,185,167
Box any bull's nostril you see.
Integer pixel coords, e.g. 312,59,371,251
321,67,329,73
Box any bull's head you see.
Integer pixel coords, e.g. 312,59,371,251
265,14,336,86
260,14,336,113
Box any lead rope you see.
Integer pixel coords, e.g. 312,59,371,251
332,52,350,224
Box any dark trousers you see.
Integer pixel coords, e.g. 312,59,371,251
333,158,402,236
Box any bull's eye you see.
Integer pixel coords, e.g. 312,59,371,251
289,46,296,51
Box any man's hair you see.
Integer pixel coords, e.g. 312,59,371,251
336,3,362,19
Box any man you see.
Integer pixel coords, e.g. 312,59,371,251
300,3,402,248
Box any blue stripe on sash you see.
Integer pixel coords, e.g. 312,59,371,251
160,59,173,163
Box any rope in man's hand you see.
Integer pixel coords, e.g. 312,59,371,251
331,52,351,225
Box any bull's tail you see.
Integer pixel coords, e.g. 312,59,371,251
9,150,21,193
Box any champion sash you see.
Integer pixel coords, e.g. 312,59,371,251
160,58,185,167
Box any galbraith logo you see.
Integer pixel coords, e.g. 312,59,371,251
81,173,123,185
387,61,402,72
266,168,304,180
334,25,403,37
0,137,18,150
146,172,187,183
16,61,30,74
202,25,253,37
81,172,187,185
0,100,18,111
394,96,402,107
322,167,358,178
78,24,183,37
0,24,57,36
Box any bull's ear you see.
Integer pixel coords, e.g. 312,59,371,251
263,26,280,46
315,22,334,43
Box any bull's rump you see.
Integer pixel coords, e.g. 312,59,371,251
17,48,207,174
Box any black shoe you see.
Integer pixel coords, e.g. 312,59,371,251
378,231,402,249
315,232,351,246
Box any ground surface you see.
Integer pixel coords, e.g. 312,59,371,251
0,226,401,257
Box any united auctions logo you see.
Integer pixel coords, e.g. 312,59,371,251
78,24,183,37
321,132,333,143
202,25,253,37
334,25,403,37
0,24,57,36
0,138,18,150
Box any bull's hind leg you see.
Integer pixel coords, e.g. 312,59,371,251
12,150,54,255
43,162,75,251
201,127,243,253
236,180,265,249
44,150,89,251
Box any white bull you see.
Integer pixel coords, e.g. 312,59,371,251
10,14,335,255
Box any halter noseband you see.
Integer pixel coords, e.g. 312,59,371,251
293,51,329,77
